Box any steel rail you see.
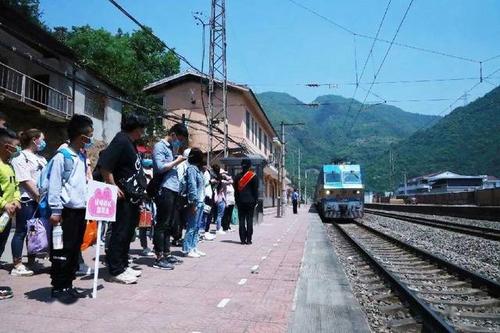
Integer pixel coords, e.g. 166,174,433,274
365,209,500,241
351,220,500,298
334,223,456,333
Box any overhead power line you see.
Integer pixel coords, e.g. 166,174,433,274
342,0,392,128
286,0,500,65
347,0,415,135
106,0,203,74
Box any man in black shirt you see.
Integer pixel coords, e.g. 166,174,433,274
99,113,147,284
234,159,259,245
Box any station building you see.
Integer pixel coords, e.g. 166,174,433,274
143,71,289,208
396,171,500,195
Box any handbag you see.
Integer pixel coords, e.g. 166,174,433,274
119,169,148,203
138,208,153,228
81,220,98,251
26,216,51,255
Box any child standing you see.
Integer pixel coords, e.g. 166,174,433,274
48,115,93,300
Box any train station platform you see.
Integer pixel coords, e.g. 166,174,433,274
0,206,370,333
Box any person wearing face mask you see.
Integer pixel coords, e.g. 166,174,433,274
0,128,21,264
151,123,188,270
99,113,148,284
10,129,48,276
47,115,94,300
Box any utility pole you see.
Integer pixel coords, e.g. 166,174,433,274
298,148,301,206
276,121,305,218
207,0,228,165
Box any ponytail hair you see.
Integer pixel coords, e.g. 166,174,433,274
19,129,42,149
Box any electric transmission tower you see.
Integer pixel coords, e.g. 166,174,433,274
207,0,228,165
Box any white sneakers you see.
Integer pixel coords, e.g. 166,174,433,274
194,249,206,257
187,250,201,258
126,267,142,277
110,270,138,284
10,264,34,277
204,233,216,241
216,229,226,235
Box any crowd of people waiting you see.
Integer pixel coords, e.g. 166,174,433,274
0,110,259,301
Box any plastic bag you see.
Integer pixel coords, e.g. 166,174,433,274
81,220,98,251
26,217,51,255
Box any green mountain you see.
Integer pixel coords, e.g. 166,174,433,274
366,85,500,191
257,92,441,191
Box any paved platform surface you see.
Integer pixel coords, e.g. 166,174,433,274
288,212,371,333
0,206,370,333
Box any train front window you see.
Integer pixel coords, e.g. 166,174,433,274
325,171,341,184
343,171,361,184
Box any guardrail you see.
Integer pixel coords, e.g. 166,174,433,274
0,61,73,118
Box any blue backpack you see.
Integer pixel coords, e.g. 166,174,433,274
37,148,75,218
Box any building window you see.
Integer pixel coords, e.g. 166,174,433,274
246,111,250,139
258,128,262,150
84,90,105,120
264,135,268,154
253,120,257,144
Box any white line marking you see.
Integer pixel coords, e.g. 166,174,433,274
238,278,247,285
217,298,231,308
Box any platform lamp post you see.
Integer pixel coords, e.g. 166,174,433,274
276,121,305,218
304,168,320,204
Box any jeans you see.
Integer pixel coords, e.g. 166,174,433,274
12,200,38,264
0,220,12,259
292,200,298,214
215,200,226,231
154,188,178,256
50,208,86,290
107,200,140,276
238,204,255,243
222,204,234,231
182,204,203,253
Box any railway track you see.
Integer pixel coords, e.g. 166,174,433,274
365,209,500,242
335,221,500,333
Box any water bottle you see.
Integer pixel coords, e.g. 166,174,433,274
52,224,63,250
0,212,10,233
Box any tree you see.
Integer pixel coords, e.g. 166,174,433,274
56,25,180,140
4,0,46,27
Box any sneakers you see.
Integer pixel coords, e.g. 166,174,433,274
153,259,175,270
110,271,138,284
10,264,34,277
126,267,142,277
204,233,216,241
0,287,13,300
164,255,183,265
194,249,206,257
187,250,200,258
141,248,155,257
216,229,226,235
51,287,87,299
75,264,94,276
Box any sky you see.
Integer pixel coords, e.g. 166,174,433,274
39,0,500,116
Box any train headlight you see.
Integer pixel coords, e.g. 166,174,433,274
325,190,331,195
356,190,360,194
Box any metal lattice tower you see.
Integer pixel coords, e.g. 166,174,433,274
207,0,228,165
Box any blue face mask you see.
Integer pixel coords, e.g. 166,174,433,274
142,158,153,168
84,137,94,150
172,139,182,149
8,145,21,159
35,139,47,152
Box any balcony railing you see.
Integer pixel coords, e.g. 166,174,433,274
0,61,73,118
